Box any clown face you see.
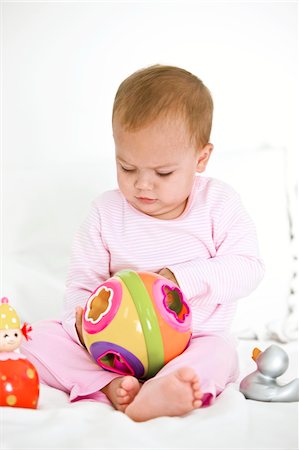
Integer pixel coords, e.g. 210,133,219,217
0,329,22,352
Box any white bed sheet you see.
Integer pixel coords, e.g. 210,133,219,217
1,340,298,450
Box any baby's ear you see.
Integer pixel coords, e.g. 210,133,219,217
196,143,213,173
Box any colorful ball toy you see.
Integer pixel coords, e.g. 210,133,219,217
82,270,192,380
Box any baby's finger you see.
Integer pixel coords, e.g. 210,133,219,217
75,306,85,345
75,306,83,325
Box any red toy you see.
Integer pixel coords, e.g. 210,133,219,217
0,297,39,408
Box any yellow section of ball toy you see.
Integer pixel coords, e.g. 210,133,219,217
83,278,149,375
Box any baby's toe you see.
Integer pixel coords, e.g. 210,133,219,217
117,387,128,397
192,381,200,390
118,395,130,405
194,389,202,399
193,399,202,408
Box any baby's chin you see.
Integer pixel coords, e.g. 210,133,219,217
129,199,159,215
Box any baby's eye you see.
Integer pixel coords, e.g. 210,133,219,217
14,333,19,338
4,334,9,338
120,165,135,173
157,172,173,177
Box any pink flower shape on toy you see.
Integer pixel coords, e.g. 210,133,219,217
152,279,191,332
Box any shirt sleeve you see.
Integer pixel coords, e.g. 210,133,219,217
168,192,265,309
61,203,110,344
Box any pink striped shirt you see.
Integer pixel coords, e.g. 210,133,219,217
62,175,264,343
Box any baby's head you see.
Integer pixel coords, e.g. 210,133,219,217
112,65,214,220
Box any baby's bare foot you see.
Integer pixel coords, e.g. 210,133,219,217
101,376,141,412
125,367,202,421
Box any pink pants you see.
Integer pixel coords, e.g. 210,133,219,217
21,320,239,406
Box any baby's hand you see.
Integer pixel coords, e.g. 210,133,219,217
75,306,86,347
158,268,179,286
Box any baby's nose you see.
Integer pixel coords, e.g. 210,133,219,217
134,172,154,190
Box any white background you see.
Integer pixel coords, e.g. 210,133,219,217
2,1,297,165
1,1,298,336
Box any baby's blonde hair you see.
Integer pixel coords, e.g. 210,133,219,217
112,65,213,148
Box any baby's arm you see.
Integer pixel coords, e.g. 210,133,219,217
167,192,265,306
61,204,110,344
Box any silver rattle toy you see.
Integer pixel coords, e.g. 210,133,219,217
239,345,299,402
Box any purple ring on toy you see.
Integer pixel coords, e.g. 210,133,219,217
90,341,145,378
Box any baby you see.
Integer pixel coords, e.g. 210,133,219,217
21,65,264,421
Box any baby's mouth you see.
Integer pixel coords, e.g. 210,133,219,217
136,197,157,204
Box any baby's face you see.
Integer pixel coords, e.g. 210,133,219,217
0,329,22,352
114,117,212,220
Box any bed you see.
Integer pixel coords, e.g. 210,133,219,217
1,339,298,449
2,146,298,449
